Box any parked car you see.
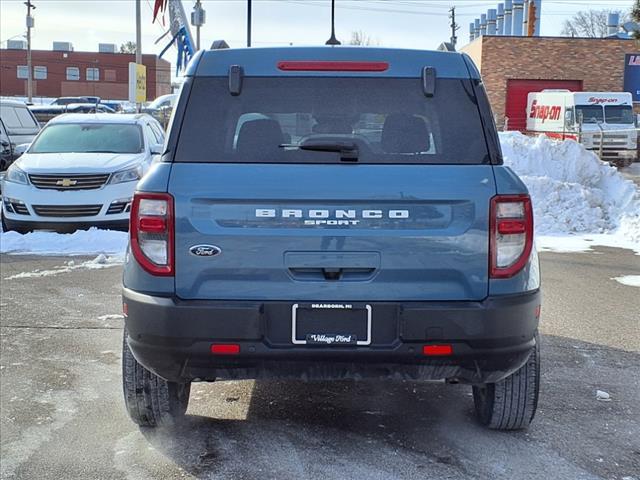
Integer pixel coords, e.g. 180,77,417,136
29,103,115,127
0,99,41,170
121,46,541,431
143,93,178,113
1,113,165,232
50,96,101,106
100,101,125,112
142,94,178,129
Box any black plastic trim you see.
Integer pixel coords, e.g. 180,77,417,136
123,289,540,384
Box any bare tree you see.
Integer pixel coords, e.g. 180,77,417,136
561,9,629,38
119,41,137,54
632,0,640,38
349,31,380,46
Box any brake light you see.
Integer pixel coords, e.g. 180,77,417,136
489,195,533,279
211,344,240,355
277,61,389,72
423,344,453,356
130,192,174,276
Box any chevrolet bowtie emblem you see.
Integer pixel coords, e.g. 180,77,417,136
56,178,77,187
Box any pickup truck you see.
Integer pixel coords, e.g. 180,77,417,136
122,45,541,431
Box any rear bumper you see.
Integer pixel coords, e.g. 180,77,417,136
123,289,541,384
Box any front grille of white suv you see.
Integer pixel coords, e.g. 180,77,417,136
28,173,110,190
32,204,102,217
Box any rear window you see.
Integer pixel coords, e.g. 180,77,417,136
175,77,490,164
0,105,39,132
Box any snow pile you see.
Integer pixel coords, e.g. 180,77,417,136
4,254,123,280
499,132,640,253
0,228,128,256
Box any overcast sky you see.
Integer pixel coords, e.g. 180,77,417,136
1,0,634,76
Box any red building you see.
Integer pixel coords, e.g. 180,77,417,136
0,47,171,101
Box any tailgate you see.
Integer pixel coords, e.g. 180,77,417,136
170,163,495,301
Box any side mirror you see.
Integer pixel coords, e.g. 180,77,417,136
14,143,30,156
150,143,164,155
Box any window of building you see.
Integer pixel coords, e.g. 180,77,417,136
33,66,47,80
104,69,116,82
66,67,80,81
86,67,99,81
17,65,28,79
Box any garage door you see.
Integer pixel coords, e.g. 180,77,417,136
505,79,583,131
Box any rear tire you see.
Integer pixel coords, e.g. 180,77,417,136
122,329,191,427
472,332,540,430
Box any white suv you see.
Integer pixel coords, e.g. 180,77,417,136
1,113,165,233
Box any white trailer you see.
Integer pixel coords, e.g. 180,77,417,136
526,90,637,166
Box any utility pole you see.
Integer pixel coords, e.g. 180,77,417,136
135,0,141,112
247,0,252,47
449,6,459,48
527,0,536,36
24,0,36,103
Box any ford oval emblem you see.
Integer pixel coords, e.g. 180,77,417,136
189,245,221,257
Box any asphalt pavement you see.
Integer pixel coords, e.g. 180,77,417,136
0,248,639,480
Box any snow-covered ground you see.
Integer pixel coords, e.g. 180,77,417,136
500,132,640,255
0,228,127,256
0,134,638,260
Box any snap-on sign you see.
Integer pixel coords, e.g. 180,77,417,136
587,97,617,104
529,100,562,123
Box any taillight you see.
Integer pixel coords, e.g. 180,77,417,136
130,192,174,276
489,194,533,279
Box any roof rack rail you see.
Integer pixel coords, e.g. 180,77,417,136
211,40,230,50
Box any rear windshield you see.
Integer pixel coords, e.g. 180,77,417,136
175,77,490,164
29,123,143,154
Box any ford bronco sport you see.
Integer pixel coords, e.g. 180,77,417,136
122,46,541,431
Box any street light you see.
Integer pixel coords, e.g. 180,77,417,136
191,0,206,51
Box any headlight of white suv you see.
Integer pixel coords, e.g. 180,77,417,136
109,165,143,185
5,164,29,185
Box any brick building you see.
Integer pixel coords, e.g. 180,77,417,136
0,47,171,101
461,36,638,130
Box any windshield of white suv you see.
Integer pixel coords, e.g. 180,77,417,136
575,105,604,124
604,105,634,124
29,123,143,154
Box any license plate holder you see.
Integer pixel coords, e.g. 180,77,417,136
291,303,372,346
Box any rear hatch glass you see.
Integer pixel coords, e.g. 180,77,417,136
175,77,490,164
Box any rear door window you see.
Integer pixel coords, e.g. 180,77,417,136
0,105,39,133
175,77,490,164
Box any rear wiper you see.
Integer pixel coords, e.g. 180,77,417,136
85,150,120,153
280,140,359,162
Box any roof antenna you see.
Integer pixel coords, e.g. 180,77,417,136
325,0,341,45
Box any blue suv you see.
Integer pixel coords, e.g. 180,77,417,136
121,46,541,430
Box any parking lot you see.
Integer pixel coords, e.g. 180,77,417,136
1,247,638,480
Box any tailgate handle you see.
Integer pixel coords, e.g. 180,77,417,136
288,267,376,281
